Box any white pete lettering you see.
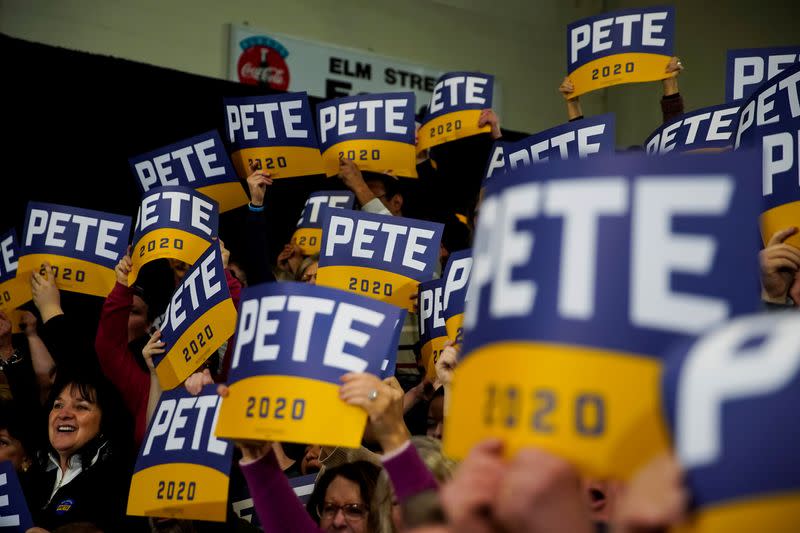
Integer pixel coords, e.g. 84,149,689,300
318,98,408,143
570,11,668,64
135,137,226,191
735,69,800,148
509,124,606,169
325,216,434,272
467,176,733,332
761,131,798,197
231,295,383,372
136,192,215,237
160,249,223,333
733,53,799,101
142,395,227,456
227,100,309,142
24,208,124,260
677,313,800,468
443,257,472,310
0,235,17,275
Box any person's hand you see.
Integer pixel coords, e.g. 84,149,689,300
277,242,304,274
115,246,132,286
338,158,368,191
663,56,683,96
493,448,593,533
185,368,213,395
339,373,410,453
214,238,230,268
405,377,436,407
613,454,688,533
559,76,577,100
440,438,505,533
31,263,63,323
246,163,273,207
665,56,684,76
409,292,419,314
18,310,39,338
759,227,800,304
142,330,164,373
478,109,502,140
435,341,458,388
338,158,378,207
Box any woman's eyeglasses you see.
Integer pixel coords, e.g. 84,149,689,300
317,502,368,521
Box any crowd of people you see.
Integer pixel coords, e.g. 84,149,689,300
0,43,798,533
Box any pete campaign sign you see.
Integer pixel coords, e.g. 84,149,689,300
566,6,675,98
292,191,355,255
0,230,32,333
443,151,763,479
130,186,219,284
128,385,232,522
734,63,800,248
645,102,740,154
18,203,131,298
504,114,616,170
316,209,444,311
317,92,418,178
129,130,248,213
0,461,33,532
662,314,800,532
224,92,326,180
154,243,237,390
215,282,405,448
484,141,506,182
441,249,472,346
725,46,800,102
418,278,448,381
417,72,494,152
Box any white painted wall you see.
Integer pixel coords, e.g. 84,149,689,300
2,0,796,144
0,0,603,134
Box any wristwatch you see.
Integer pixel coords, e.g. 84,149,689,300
0,349,22,372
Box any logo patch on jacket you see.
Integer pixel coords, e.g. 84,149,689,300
55,498,74,514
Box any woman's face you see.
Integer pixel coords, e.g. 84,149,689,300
128,294,150,342
301,261,319,285
48,384,102,459
319,475,368,533
0,429,28,471
427,395,444,440
301,444,322,475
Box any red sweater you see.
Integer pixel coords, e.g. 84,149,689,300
94,271,242,444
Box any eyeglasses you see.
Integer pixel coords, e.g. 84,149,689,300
317,502,368,521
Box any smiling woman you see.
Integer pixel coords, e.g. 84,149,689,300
26,371,136,531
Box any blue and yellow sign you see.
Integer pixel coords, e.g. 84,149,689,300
443,151,763,479
734,64,800,249
130,186,219,285
0,230,32,333
129,130,247,213
155,243,237,390
317,92,418,178
128,385,233,522
484,141,506,182
0,460,34,531
661,313,800,532
418,278,448,381
224,92,326,180
215,282,405,448
725,46,800,102
504,114,615,170
417,72,494,152
291,191,355,255
566,6,675,98
17,203,131,298
316,209,443,311
380,314,406,379
645,102,740,155
442,249,471,346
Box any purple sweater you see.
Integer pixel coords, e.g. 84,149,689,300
240,442,438,532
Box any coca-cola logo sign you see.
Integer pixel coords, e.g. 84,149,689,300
236,35,290,91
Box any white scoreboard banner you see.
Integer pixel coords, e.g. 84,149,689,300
227,24,502,116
